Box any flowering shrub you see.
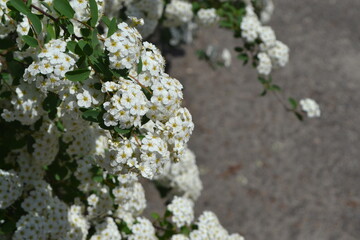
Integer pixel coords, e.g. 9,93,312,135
0,0,319,239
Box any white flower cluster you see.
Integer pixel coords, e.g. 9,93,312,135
32,119,59,166
189,211,244,240
125,0,164,38
14,180,89,240
0,170,23,209
71,0,105,22
164,0,194,27
113,173,146,221
167,196,194,228
1,82,43,125
156,148,203,200
97,30,194,179
259,0,274,23
90,217,121,240
241,5,289,75
300,98,321,118
165,204,245,240
23,39,76,93
102,79,149,128
0,0,16,38
196,8,219,26
205,45,232,68
104,22,142,69
128,217,157,240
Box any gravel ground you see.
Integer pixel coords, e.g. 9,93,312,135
145,0,360,239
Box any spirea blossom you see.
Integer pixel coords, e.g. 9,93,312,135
300,98,321,118
0,170,23,209
196,8,219,26
164,0,194,27
167,196,194,228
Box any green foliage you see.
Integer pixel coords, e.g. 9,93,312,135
65,68,91,82
89,0,99,27
81,107,102,122
53,0,75,18
8,0,42,35
22,35,38,47
42,92,61,119
101,16,118,37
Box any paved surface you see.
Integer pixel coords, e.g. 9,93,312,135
146,0,360,239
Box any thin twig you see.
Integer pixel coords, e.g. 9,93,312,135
129,75,153,94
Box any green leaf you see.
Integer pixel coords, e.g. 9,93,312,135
65,19,74,34
76,40,93,56
114,127,131,135
56,120,65,132
0,91,11,99
8,0,42,34
46,24,56,40
8,0,31,15
7,60,25,82
66,40,77,53
295,112,303,121
55,174,61,181
80,28,91,38
42,92,61,119
154,181,172,198
288,97,298,109
101,16,111,26
180,226,191,235
107,18,117,37
257,77,267,84
237,53,248,65
137,57,142,74
82,108,101,122
53,0,75,18
22,35,38,47
93,175,103,183
0,37,16,49
89,0,98,27
151,212,160,220
65,68,91,82
269,84,281,91
34,117,43,131
219,20,233,28
234,47,243,52
0,219,16,233
27,13,42,35
26,0,32,7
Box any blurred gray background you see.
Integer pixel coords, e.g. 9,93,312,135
147,0,360,239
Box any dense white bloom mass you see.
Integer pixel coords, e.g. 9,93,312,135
164,0,194,27
167,196,194,228
189,211,245,240
156,148,203,200
196,8,219,26
300,98,321,118
241,6,261,42
0,170,23,209
257,52,272,75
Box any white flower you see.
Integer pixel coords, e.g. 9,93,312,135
300,98,320,118
76,91,92,108
167,196,194,228
257,52,272,75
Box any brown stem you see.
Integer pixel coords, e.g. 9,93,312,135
29,3,82,40
129,75,153,94
30,4,57,22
